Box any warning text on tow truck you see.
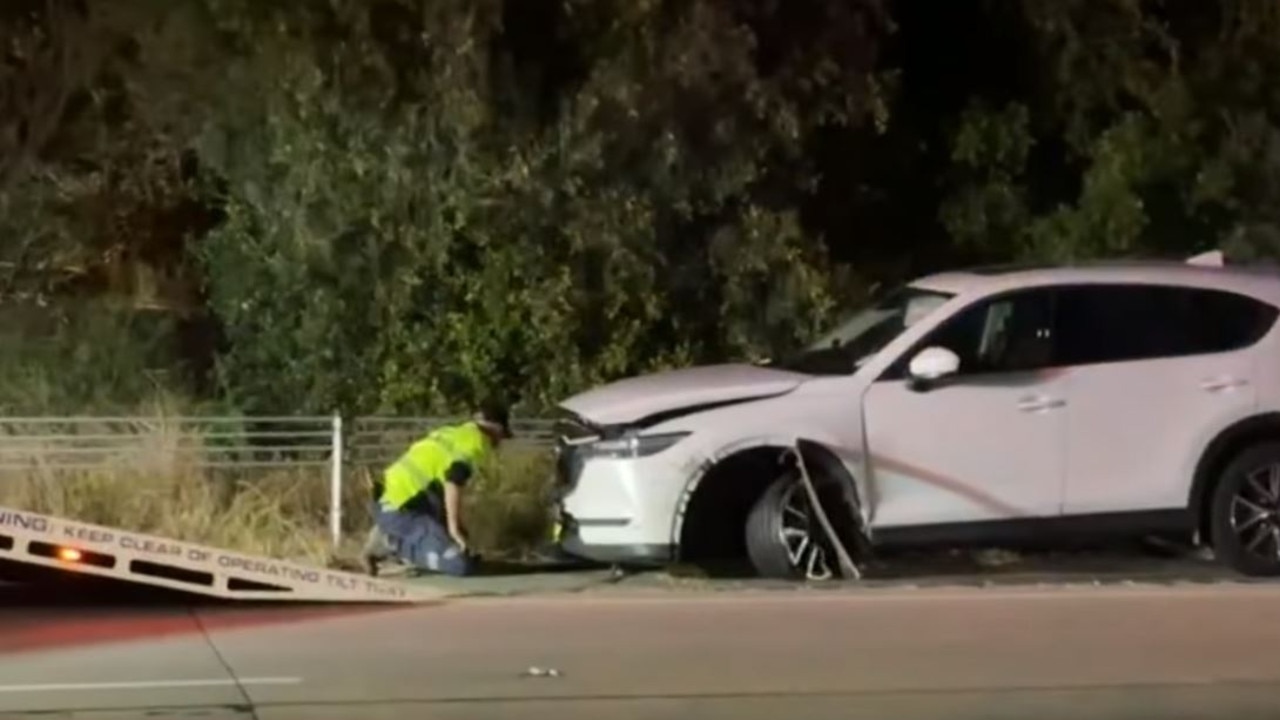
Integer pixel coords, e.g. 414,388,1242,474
0,509,405,598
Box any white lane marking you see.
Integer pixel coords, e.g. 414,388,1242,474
0,677,302,694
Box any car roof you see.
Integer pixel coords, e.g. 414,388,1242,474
910,260,1280,304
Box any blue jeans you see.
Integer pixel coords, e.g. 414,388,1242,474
371,502,472,577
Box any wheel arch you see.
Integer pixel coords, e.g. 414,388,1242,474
670,435,866,558
1189,412,1280,540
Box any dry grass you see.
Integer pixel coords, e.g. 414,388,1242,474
0,424,557,567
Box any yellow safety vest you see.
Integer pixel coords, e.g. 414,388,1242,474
379,422,491,511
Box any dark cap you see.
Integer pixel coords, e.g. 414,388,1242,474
477,400,513,439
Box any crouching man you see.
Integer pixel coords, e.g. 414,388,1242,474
361,402,512,577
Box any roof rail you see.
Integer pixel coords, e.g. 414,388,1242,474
1186,250,1225,267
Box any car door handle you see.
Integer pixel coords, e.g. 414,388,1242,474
1200,376,1249,392
1017,395,1066,412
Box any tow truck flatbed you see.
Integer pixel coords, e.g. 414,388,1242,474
0,506,442,603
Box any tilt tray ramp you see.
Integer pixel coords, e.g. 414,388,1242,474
0,506,621,603
0,505,438,603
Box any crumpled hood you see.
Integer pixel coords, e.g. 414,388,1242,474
559,363,810,426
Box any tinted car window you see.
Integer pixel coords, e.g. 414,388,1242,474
918,289,1056,376
1185,287,1280,353
1055,284,1278,366
777,286,954,375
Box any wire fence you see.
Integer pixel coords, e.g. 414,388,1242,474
0,414,558,549
345,416,557,469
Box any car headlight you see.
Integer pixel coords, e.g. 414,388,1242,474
581,432,691,460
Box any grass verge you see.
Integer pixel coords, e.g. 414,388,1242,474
0,423,557,567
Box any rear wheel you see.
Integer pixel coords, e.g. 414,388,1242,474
1210,442,1280,577
745,474,835,581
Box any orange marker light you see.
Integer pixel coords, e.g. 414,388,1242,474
56,547,82,562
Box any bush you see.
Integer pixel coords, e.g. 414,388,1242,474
345,444,558,562
0,421,557,567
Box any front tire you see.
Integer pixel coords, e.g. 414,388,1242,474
745,474,836,581
1210,442,1280,577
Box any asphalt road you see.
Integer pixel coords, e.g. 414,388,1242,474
6,580,1280,720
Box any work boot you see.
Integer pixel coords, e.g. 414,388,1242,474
360,526,395,577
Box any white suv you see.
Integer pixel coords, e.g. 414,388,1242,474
551,257,1280,580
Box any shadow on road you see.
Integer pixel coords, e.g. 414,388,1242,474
0,559,407,611
614,540,1250,591
0,559,206,607
469,557,605,576
0,560,411,656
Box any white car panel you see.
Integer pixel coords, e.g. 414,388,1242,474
1062,350,1258,514
558,363,809,426
862,370,1068,527
557,447,691,550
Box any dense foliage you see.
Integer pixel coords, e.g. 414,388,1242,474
1,0,1278,415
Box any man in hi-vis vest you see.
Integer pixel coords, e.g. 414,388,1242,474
361,402,512,577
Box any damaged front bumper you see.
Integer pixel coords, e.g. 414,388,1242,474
542,413,690,567
550,501,673,566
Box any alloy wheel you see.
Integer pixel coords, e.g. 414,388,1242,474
1229,463,1280,562
778,481,834,581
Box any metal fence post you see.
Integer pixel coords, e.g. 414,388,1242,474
329,413,344,551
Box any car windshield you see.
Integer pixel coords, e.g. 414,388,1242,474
772,285,954,375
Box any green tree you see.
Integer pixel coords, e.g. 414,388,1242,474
20,0,1280,419
193,0,885,415
0,0,219,412
939,0,1280,263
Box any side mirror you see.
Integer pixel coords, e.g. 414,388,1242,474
907,346,960,388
